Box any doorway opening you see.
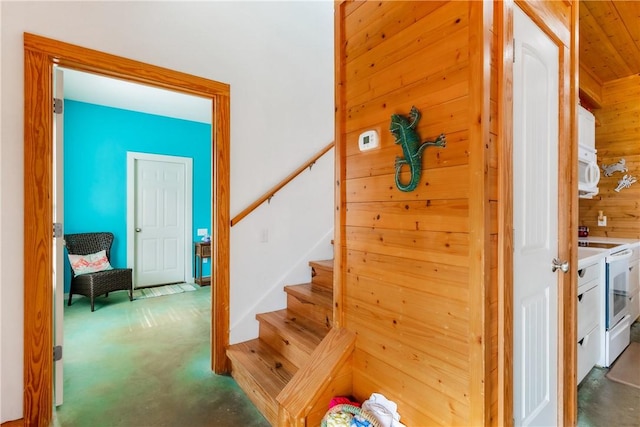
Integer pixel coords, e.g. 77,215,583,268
23,33,230,425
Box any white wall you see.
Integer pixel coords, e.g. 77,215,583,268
0,1,334,422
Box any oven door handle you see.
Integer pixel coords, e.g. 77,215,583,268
608,249,633,262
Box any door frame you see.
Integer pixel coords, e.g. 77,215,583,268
497,1,578,426
23,33,230,425
126,152,194,287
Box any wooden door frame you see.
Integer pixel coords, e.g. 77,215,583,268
23,33,230,425
498,2,579,426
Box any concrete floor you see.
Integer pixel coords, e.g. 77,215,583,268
54,284,638,426
578,321,640,427
54,285,269,427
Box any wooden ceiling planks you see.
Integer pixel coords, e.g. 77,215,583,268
580,1,640,85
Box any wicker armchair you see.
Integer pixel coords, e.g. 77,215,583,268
65,232,133,312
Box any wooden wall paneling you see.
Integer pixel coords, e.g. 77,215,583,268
468,1,493,424
345,227,469,266
346,93,470,136
352,350,469,425
341,0,366,19
345,130,470,177
23,47,54,427
346,250,470,299
344,1,448,62
345,200,470,233
602,74,640,103
345,164,470,202
346,311,470,391
338,1,501,424
346,41,469,108
345,274,470,344
579,74,640,239
344,2,464,67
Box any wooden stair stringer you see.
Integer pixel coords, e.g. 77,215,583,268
276,327,356,427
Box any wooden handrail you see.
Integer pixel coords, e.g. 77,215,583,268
230,141,335,226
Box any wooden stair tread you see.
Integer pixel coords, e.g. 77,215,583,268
227,339,297,393
284,283,333,308
227,338,298,424
257,309,327,353
309,259,334,270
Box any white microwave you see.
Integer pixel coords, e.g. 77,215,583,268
578,145,600,198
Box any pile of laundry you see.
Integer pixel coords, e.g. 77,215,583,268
322,393,406,427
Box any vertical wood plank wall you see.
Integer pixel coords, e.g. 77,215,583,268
579,75,640,239
335,2,497,424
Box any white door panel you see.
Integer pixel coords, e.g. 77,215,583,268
513,6,560,426
130,155,192,287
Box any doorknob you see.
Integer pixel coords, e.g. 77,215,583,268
552,258,569,273
135,228,142,232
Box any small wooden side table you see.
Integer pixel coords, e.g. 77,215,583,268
194,241,211,286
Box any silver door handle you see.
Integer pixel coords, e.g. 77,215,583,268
552,258,569,273
135,228,142,232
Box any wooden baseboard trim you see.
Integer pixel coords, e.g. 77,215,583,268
1,419,24,427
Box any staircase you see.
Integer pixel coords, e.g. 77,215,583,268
227,259,334,425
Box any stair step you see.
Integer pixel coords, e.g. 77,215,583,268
257,309,328,368
227,339,297,425
310,259,333,290
285,283,333,329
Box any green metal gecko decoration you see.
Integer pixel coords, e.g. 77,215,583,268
390,106,446,192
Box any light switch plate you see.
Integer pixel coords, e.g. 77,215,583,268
197,228,208,236
598,216,607,227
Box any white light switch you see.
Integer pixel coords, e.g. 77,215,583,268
197,228,208,236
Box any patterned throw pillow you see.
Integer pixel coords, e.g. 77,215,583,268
68,250,113,275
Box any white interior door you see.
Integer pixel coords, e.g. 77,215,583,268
53,67,64,406
513,6,561,426
128,154,192,287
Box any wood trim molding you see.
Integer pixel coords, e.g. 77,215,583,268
578,63,603,108
563,2,580,425
276,328,355,425
23,33,230,426
468,2,494,424
333,1,347,329
497,1,514,425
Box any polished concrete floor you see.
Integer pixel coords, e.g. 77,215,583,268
578,321,640,427
54,285,269,427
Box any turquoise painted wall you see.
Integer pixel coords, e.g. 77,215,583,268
64,100,211,292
